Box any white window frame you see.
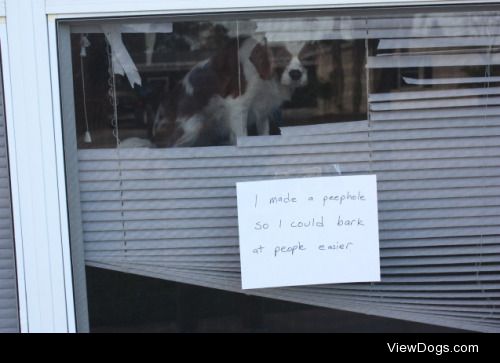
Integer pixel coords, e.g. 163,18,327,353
2,0,499,332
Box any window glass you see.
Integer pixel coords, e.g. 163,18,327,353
59,7,500,332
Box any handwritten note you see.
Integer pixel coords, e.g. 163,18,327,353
236,175,380,289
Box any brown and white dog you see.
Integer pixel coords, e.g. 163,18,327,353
151,36,312,147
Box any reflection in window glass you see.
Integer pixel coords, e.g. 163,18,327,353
60,8,500,332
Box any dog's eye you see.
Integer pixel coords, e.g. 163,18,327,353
270,46,292,66
299,52,316,62
298,45,318,63
300,50,316,59
298,49,318,67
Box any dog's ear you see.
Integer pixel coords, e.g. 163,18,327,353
249,40,273,80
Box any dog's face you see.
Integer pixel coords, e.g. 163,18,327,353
268,41,314,88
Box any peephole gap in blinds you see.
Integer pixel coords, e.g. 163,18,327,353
70,16,368,149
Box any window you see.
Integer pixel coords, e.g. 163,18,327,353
57,5,500,332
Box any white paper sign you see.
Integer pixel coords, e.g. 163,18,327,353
236,175,380,289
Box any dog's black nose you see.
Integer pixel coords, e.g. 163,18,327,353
289,69,302,81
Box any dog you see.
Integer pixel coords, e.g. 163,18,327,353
151,36,312,147
247,40,313,136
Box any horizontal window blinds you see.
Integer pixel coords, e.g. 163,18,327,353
76,11,500,332
0,65,19,333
